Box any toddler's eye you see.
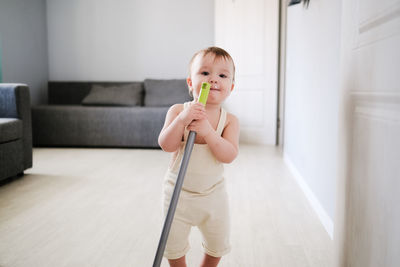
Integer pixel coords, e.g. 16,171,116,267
219,74,227,78
201,71,209,76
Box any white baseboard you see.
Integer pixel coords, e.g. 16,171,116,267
283,153,334,239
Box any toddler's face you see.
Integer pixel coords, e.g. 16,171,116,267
187,53,235,105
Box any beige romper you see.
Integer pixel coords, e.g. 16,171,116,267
163,103,231,259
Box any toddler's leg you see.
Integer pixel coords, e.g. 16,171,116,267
168,255,187,267
200,254,221,267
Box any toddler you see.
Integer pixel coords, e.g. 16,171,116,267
158,46,239,267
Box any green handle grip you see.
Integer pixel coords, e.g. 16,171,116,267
198,82,210,106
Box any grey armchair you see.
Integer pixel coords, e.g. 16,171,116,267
0,84,32,181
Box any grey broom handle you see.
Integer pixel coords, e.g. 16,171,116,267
152,130,197,267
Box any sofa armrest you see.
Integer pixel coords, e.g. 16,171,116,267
0,83,33,169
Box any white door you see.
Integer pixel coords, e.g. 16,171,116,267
215,0,279,145
335,0,400,266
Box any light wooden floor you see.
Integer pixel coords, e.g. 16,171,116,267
0,145,332,267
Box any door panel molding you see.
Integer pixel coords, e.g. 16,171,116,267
356,0,400,47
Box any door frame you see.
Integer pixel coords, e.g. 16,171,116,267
276,0,287,148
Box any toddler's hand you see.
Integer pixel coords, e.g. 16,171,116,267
178,101,207,126
187,118,213,138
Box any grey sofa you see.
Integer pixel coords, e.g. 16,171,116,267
0,84,33,181
32,79,191,148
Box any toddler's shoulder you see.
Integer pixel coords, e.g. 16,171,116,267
221,111,240,141
224,111,240,131
168,103,184,114
226,111,239,125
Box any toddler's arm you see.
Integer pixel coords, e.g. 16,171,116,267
188,112,239,163
206,113,239,163
158,102,207,152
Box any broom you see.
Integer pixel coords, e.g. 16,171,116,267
152,82,211,267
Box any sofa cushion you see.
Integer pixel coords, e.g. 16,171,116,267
0,118,23,144
32,105,168,148
144,79,192,107
82,83,143,106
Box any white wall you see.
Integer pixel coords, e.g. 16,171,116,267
284,1,342,237
0,0,48,105
215,0,279,145
334,0,400,265
47,0,214,81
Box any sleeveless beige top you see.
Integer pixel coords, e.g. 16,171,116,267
165,102,227,194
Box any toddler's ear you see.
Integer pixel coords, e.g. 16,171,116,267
230,83,235,92
186,77,192,88
187,78,193,96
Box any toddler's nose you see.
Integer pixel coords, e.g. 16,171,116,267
209,80,218,89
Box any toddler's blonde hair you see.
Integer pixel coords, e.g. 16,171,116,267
188,46,236,83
